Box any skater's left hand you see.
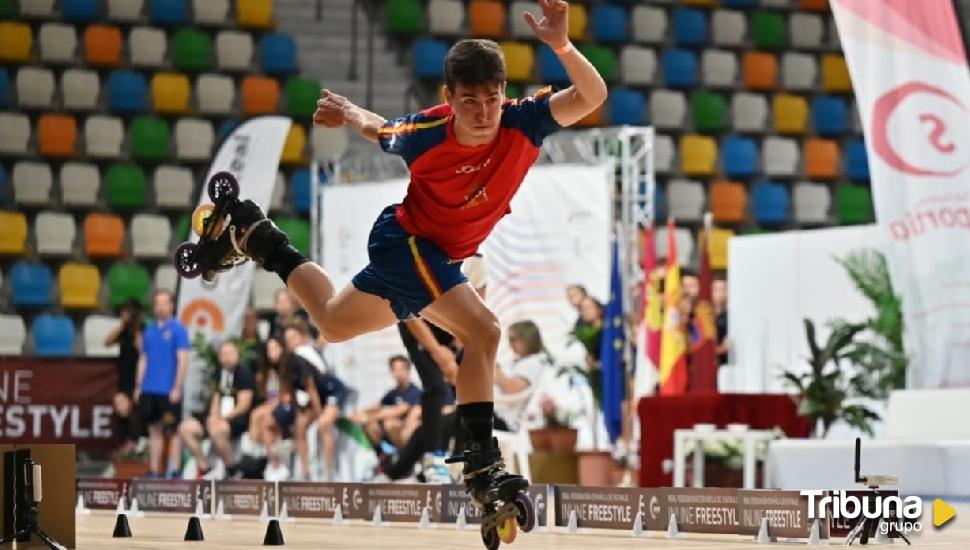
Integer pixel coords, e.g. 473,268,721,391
524,0,569,50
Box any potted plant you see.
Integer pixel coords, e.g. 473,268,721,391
528,396,579,453
684,429,784,487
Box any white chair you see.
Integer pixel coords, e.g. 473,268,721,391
38,23,77,63
153,265,178,294
16,67,55,109
632,6,667,43
781,53,817,91
196,74,235,114
732,93,769,132
193,0,229,25
790,13,823,49
175,118,215,160
107,0,144,21
649,90,686,129
131,214,172,258
62,69,100,110
428,0,464,35
760,0,790,6
0,114,30,154
129,27,167,67
216,31,254,71
667,179,705,223
0,315,26,355
711,10,745,47
13,162,53,205
701,49,737,88
252,269,284,310
20,0,56,17
270,172,285,212
83,315,121,357
827,18,843,49
620,45,657,86
60,163,100,206
84,116,125,158
762,137,799,177
793,182,831,224
311,126,349,161
510,1,542,38
655,226,694,266
154,166,195,208
34,211,76,255
654,134,675,174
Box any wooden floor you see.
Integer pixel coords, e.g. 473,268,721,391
76,504,969,549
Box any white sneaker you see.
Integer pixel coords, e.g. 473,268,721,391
264,462,290,482
422,453,453,485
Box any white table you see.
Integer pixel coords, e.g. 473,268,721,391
673,427,776,489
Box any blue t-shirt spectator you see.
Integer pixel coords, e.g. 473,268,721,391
380,383,422,408
141,317,190,395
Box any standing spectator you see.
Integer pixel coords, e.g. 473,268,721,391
104,298,143,456
566,284,589,331
351,355,422,449
713,276,730,365
681,268,700,302
135,289,190,478
575,296,604,368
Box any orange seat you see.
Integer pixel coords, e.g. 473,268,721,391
804,138,840,179
821,53,852,92
281,123,306,164
84,25,123,67
575,103,604,127
469,0,506,38
83,212,126,257
742,51,777,90
798,0,830,11
709,180,748,224
241,75,280,115
38,114,78,157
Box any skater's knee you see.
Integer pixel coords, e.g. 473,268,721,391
464,315,501,350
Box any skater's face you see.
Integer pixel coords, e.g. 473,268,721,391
445,82,505,146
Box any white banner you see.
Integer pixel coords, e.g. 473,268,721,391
831,0,970,387
320,164,614,406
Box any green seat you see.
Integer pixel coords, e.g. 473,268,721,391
173,28,213,71
751,11,786,50
174,214,190,242
742,226,769,235
691,91,727,133
0,0,14,17
835,184,873,224
505,84,521,99
285,77,320,118
107,263,151,308
581,44,616,83
386,0,423,34
275,217,310,255
131,116,170,161
105,164,148,209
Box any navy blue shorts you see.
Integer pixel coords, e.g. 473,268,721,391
352,204,467,321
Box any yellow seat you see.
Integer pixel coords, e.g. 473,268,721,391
706,228,734,270
822,54,852,92
0,211,28,254
151,72,191,114
500,42,534,82
684,0,717,6
568,4,587,41
0,22,33,63
680,134,717,176
59,263,101,309
237,0,273,28
281,123,306,164
772,93,808,134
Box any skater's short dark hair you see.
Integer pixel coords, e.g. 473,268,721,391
445,39,506,92
284,318,311,337
388,354,411,370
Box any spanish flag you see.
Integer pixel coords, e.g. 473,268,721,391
659,219,688,395
690,215,719,393
642,224,662,373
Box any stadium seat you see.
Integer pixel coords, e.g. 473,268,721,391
218,119,239,142
64,0,102,22
822,54,852,91
721,136,759,178
12,161,52,205
772,94,808,134
751,10,786,50
0,67,10,108
582,44,616,83
701,49,737,88
19,0,55,16
274,217,310,255
790,13,823,48
174,28,212,71
84,213,125,257
835,184,873,224
592,3,629,43
252,269,285,310
663,49,698,87
60,163,100,206
241,75,279,114
269,172,284,211
0,211,27,253
130,116,171,160
281,124,307,164
260,33,297,74
174,118,214,160
706,228,733,270
654,134,674,174
386,0,423,34
173,214,190,241
216,30,253,70
710,180,748,223
500,42,534,82
33,314,75,356
762,137,799,176
281,76,317,118
129,27,167,67
107,70,149,114
804,138,840,179
607,88,645,125
0,113,29,153
668,179,705,222
537,45,568,83
469,0,505,38
655,226,694,267
35,210,76,255
632,6,667,43
11,262,53,306
105,164,148,209
0,165,7,204
107,263,151,307
781,52,817,90
15,67,54,109
193,0,228,25
290,169,311,214
151,72,191,113
312,126,349,161
413,38,449,80
691,91,727,133
681,135,717,176
85,116,124,158
620,45,656,86
845,139,869,181
83,315,120,357
237,0,273,28
812,96,848,136
711,9,745,46
39,23,77,63
567,3,587,41
84,25,123,66
197,73,235,114
672,8,707,46
799,0,830,11
793,181,831,224
649,90,686,129
62,69,100,110
509,1,540,38
131,214,171,257
751,181,790,225
0,315,26,355
743,51,777,90
38,114,78,157
650,183,665,221
150,0,189,26
153,165,194,208
108,0,144,21
0,22,32,63
429,0,464,35
153,264,177,294
731,93,768,132
60,263,100,309
760,0,790,9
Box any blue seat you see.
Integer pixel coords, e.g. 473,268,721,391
752,181,790,225
0,164,8,204
812,96,848,136
412,38,449,80
672,8,708,46
538,45,569,84
721,136,759,178
591,4,629,43
845,139,870,181
0,66,11,109
150,0,189,26
63,0,101,21
641,180,665,221
260,33,298,75
608,88,646,126
291,168,311,214
723,0,756,7
11,262,53,307
218,119,239,142
106,70,148,115
663,49,698,88
33,314,75,356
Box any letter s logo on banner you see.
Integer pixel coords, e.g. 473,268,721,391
871,81,970,177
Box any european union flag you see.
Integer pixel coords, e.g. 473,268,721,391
600,235,625,444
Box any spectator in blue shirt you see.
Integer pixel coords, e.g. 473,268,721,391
350,355,423,450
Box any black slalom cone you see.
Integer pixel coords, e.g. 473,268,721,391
184,516,205,541
112,513,132,538
263,518,285,545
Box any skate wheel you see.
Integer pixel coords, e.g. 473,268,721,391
480,524,501,550
497,516,517,544
207,171,239,202
513,493,535,533
174,242,201,279
191,203,224,237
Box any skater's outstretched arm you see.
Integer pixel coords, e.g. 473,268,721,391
313,89,385,144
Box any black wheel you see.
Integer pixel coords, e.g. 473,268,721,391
207,171,239,202
174,242,201,278
480,524,500,550
513,493,535,533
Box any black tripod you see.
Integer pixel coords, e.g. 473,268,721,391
845,438,911,546
0,458,65,550
0,505,64,550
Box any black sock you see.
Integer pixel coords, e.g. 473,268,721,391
117,414,130,445
457,402,494,447
264,243,310,284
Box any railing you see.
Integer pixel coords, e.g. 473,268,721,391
348,0,377,111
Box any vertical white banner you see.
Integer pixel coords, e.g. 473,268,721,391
832,0,970,387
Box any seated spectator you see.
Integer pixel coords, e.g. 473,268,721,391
351,355,422,450
245,336,296,480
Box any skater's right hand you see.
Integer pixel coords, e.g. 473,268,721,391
314,89,349,128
